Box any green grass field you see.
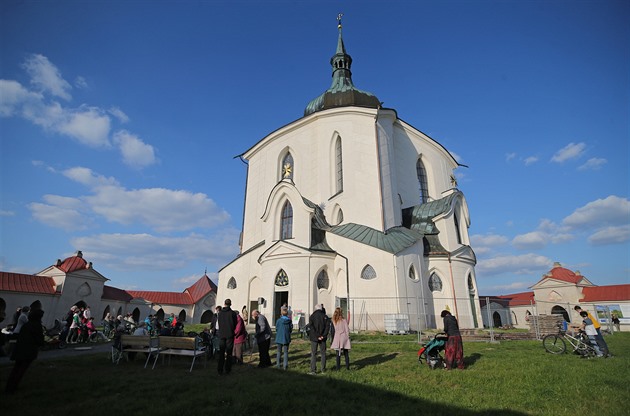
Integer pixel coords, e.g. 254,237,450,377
1,331,628,415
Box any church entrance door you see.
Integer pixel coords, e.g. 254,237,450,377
274,291,288,323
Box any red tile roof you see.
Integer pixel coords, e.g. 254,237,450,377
581,285,630,302
543,263,585,284
0,272,56,295
126,290,193,305
57,254,88,273
185,275,217,303
102,285,133,302
491,291,535,307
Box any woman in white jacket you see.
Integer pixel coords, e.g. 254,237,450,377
330,307,351,370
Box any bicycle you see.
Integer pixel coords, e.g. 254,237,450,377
542,326,598,358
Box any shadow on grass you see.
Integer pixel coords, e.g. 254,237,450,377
0,352,529,416
464,352,482,368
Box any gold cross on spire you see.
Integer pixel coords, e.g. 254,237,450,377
337,13,343,29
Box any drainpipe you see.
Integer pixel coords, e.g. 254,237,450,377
432,251,459,320
336,252,351,330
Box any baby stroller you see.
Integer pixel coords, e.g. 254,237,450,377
418,334,448,369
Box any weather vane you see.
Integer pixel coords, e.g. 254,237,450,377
337,13,343,29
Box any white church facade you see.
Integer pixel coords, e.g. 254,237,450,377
217,20,481,331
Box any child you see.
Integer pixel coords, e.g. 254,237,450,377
580,311,603,357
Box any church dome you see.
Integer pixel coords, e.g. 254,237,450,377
304,17,381,116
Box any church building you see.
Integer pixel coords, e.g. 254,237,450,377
217,19,481,331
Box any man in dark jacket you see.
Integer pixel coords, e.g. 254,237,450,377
308,304,329,374
217,299,237,375
252,310,272,367
5,308,45,393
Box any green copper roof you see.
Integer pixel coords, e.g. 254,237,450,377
330,223,424,254
405,192,459,234
304,19,380,116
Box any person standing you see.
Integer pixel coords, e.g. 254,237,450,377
579,311,604,357
233,313,247,364
441,310,465,370
241,305,249,324
574,305,610,357
308,304,329,374
612,313,621,332
330,307,351,370
252,310,272,368
5,308,45,394
217,299,237,375
275,306,292,370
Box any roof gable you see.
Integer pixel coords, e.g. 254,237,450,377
185,275,217,303
0,272,57,295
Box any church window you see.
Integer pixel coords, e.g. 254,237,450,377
454,210,463,244
468,274,474,291
275,269,289,287
317,269,329,290
335,137,343,193
408,265,417,281
429,273,442,292
281,152,294,180
416,158,429,204
280,201,293,239
361,264,377,280
336,209,344,225
227,277,237,290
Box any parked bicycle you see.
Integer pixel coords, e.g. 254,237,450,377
542,325,597,358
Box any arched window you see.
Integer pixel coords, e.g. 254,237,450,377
454,210,463,244
275,269,289,287
429,273,442,292
336,209,344,225
408,265,417,281
280,201,293,239
468,274,475,291
416,158,429,204
361,265,377,280
281,152,294,180
335,137,343,193
317,269,329,290
227,277,237,289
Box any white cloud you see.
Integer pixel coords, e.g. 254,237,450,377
476,253,552,276
588,225,630,246
563,195,630,230
28,194,92,231
113,130,157,168
108,107,129,123
512,231,547,250
484,281,531,293
22,54,72,100
550,142,586,163
57,105,111,147
505,152,516,162
72,231,239,271
41,167,230,232
578,157,607,171
470,233,509,247
523,156,538,166
0,79,43,117
74,76,88,89
0,210,15,216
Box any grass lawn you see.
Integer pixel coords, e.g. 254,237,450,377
1,331,628,415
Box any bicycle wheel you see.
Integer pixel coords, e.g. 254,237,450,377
543,334,566,354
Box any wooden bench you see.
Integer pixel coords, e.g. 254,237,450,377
113,335,159,368
154,336,206,372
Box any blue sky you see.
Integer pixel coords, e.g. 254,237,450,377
1,0,628,294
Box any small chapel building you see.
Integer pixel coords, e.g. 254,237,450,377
217,19,481,331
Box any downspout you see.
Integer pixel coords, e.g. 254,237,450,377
336,252,351,330
374,109,385,231
433,251,459,320
447,252,459,320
